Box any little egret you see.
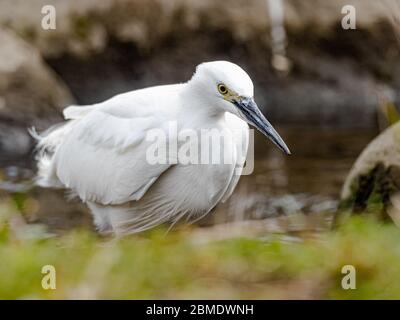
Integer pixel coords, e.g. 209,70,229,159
33,61,290,235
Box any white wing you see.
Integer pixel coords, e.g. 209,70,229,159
53,85,182,205
220,112,249,203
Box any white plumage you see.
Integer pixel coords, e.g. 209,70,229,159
33,61,289,235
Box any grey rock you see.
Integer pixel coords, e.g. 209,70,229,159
0,28,74,156
341,122,400,200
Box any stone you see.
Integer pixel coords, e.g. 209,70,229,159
340,122,400,220
0,28,74,156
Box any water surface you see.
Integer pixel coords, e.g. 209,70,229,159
0,126,376,233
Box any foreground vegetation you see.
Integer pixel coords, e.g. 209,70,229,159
1,199,400,300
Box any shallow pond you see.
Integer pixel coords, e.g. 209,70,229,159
0,126,376,233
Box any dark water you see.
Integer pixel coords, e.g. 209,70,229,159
208,126,376,226
0,126,376,232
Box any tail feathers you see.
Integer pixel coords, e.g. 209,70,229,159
30,121,73,188
32,103,94,189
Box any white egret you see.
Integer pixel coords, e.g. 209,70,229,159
33,61,290,235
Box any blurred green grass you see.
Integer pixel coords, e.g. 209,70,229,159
1,199,400,299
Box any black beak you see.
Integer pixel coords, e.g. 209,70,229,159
234,98,291,155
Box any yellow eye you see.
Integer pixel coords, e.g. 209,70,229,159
218,84,228,95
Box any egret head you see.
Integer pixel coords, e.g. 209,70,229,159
190,61,290,155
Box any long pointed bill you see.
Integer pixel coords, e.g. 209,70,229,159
234,98,291,155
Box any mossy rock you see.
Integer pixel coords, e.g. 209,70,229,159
339,122,400,223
